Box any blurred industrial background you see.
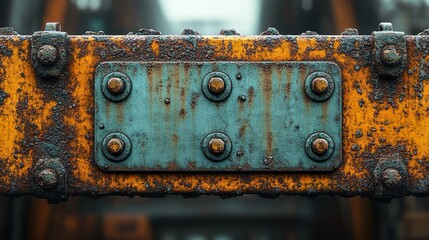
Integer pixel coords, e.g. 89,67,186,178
1,0,429,239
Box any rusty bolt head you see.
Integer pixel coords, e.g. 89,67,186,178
37,168,58,189
311,138,329,155
107,137,125,155
381,45,401,66
107,77,125,94
36,45,58,65
208,138,225,155
311,77,329,95
382,168,402,189
208,77,225,95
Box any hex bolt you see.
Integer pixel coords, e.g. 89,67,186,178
36,44,58,65
381,45,401,66
208,138,225,155
37,168,58,189
311,77,329,95
207,77,225,95
382,168,402,189
311,138,329,155
107,137,125,155
107,77,125,94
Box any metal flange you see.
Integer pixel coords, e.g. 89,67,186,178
31,22,68,78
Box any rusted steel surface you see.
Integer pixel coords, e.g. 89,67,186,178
0,24,429,200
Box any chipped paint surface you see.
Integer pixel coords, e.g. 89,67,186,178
0,33,428,199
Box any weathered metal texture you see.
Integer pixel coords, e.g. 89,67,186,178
94,61,342,172
373,22,407,79
31,22,67,78
0,24,429,200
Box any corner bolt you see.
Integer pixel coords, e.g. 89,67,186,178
382,168,403,189
311,138,329,155
107,137,125,156
107,77,125,94
381,45,401,66
36,44,58,65
311,77,329,95
36,168,58,189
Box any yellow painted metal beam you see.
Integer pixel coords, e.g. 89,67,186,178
0,24,428,200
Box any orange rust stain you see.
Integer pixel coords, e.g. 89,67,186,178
64,38,98,182
204,36,293,60
296,38,327,60
151,39,159,57
0,39,57,186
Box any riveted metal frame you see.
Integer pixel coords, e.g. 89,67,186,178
0,22,429,200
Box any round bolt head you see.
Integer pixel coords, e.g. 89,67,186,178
37,44,58,65
37,168,58,189
208,77,225,95
107,137,125,155
382,168,402,189
107,77,125,94
312,138,329,155
208,138,225,155
311,77,329,95
381,45,401,66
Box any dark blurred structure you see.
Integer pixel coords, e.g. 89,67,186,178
2,0,429,35
2,0,429,239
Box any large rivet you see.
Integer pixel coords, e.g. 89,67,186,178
202,132,232,162
208,77,225,95
311,77,329,95
37,44,58,65
107,138,125,155
312,138,329,155
381,45,401,66
37,168,58,189
107,77,125,94
304,72,334,102
101,132,132,162
382,168,402,189
305,132,334,162
102,72,132,102
202,72,232,102
208,138,225,155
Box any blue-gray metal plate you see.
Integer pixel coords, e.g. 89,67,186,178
94,61,342,171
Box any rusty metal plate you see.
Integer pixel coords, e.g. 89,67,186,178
94,61,342,171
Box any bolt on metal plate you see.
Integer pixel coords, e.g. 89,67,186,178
94,61,342,172
101,72,132,102
202,132,232,162
101,132,132,162
305,72,335,102
305,132,335,162
202,71,232,102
